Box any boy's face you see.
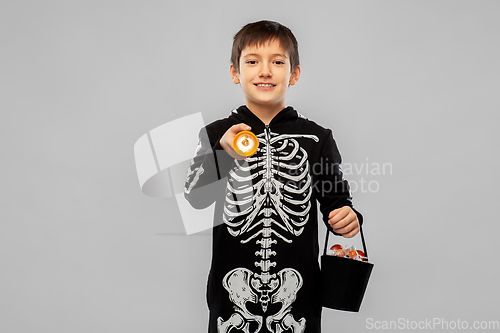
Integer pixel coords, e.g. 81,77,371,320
230,39,300,113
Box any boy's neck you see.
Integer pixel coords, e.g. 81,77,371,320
246,102,286,126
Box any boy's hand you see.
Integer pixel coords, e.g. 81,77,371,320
219,123,253,160
328,206,359,238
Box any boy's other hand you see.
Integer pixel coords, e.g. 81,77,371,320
328,206,359,238
219,123,253,160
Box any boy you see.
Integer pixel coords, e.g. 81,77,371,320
184,20,362,333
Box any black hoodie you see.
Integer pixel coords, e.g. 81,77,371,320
184,105,362,333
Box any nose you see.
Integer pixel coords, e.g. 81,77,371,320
259,63,272,77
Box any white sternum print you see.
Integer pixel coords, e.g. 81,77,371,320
218,127,318,333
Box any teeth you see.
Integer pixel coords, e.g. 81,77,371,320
257,84,274,87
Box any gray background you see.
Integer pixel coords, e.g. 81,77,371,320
1,0,499,332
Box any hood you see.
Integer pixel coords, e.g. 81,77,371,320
229,105,301,132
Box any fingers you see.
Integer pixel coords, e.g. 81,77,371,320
231,123,251,134
224,124,252,145
220,123,253,160
328,208,341,219
328,206,360,238
328,207,349,222
336,221,360,238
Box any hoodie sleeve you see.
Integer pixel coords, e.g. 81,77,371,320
315,130,363,235
184,125,234,209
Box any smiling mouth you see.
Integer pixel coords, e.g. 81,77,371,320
254,83,276,87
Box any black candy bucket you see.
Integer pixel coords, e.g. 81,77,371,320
320,223,374,312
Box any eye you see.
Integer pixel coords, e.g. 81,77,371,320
274,60,285,65
246,60,257,65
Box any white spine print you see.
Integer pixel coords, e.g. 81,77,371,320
218,127,317,333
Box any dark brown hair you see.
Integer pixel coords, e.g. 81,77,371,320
231,20,300,73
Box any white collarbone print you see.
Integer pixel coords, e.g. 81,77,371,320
219,127,319,333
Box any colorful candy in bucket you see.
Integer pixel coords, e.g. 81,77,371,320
329,244,368,262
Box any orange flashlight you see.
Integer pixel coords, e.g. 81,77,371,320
233,131,259,157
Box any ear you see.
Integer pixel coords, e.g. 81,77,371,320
230,63,240,84
289,66,301,86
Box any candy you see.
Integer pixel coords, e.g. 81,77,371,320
330,244,345,257
357,250,367,262
328,244,368,262
233,131,259,157
348,250,358,259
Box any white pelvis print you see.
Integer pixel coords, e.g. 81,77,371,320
218,128,318,333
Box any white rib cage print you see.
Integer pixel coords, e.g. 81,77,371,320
224,128,319,243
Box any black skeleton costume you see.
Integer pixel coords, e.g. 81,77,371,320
184,105,362,333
